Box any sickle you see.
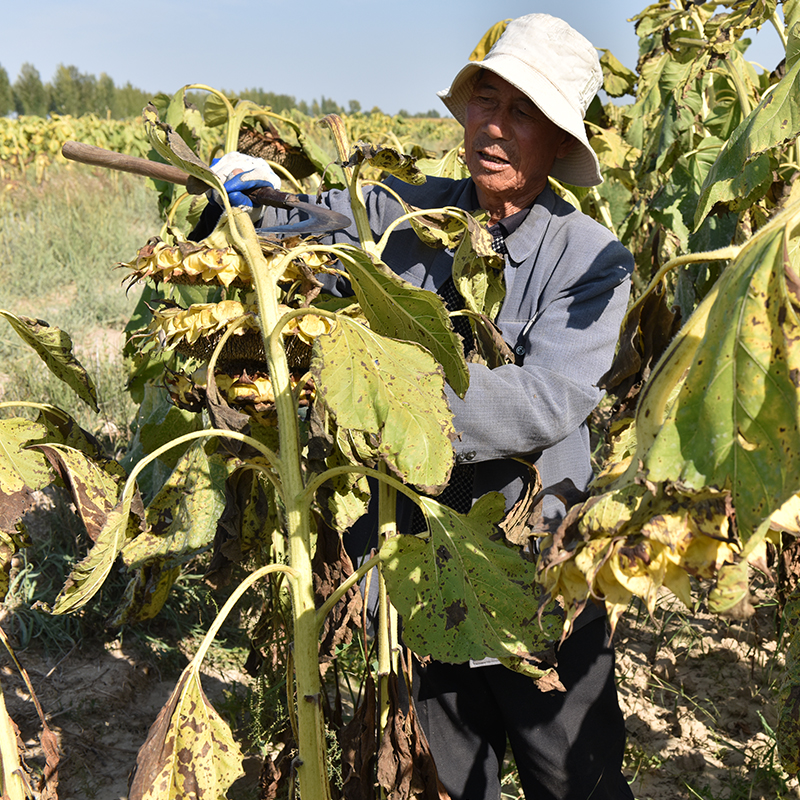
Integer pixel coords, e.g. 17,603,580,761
60,141,351,236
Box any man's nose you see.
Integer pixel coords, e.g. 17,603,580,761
482,108,510,139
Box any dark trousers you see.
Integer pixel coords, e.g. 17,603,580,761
411,618,634,800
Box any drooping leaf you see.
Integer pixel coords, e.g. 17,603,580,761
50,503,137,614
380,493,562,663
206,461,280,585
346,143,426,186
695,57,800,228
0,528,29,601
451,214,506,320
598,278,682,414
122,443,229,570
336,248,470,398
322,435,372,533
646,223,800,539
416,146,470,181
0,418,51,496
143,103,223,195
0,311,98,411
376,670,449,800
311,316,455,493
128,669,244,800
108,563,182,627
313,521,362,664
339,671,377,800
35,444,127,542
599,49,637,97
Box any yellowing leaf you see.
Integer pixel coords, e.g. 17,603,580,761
646,224,800,540
312,316,455,493
0,311,98,411
128,669,244,800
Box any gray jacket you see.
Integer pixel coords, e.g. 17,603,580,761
265,175,634,522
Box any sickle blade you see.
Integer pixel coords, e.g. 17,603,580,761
248,186,351,236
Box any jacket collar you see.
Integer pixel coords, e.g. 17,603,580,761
465,181,557,266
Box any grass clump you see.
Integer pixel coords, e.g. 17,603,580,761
0,163,161,445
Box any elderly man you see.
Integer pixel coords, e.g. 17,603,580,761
206,13,635,800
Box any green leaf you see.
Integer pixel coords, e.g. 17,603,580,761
0,311,98,411
695,57,800,228
121,443,228,570
645,223,800,539
311,316,456,493
164,86,204,156
122,385,204,500
128,669,244,800
337,248,470,398
380,493,561,662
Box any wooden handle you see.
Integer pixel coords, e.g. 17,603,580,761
61,141,191,186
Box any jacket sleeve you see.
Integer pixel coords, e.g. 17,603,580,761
444,235,633,464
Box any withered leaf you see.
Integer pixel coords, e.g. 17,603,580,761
376,671,450,800
313,520,363,664
339,672,377,800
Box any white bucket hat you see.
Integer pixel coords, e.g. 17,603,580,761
438,14,604,187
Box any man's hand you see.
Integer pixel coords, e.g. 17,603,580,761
210,152,282,221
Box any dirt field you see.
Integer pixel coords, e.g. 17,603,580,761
2,494,799,799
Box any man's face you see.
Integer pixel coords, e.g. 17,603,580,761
464,71,575,220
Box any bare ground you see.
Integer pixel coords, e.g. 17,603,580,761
2,493,799,799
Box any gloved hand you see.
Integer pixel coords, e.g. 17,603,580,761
209,152,282,221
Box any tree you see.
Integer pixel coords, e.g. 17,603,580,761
0,65,12,116
96,73,115,117
13,63,47,117
50,64,81,116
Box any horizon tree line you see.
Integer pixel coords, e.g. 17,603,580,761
0,63,442,120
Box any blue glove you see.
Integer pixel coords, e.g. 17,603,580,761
221,171,274,208
209,152,283,221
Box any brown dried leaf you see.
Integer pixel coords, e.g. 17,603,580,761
339,672,377,800
313,521,363,664
498,462,542,546
376,671,450,800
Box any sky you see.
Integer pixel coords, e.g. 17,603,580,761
3,1,785,116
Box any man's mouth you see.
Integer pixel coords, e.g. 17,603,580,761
477,149,509,166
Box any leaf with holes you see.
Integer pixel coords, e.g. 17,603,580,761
380,493,561,663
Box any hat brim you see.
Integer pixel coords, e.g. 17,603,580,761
438,58,602,188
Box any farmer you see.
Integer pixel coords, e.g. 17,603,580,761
201,13,635,800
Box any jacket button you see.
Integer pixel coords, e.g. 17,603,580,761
464,451,476,461
515,345,525,356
